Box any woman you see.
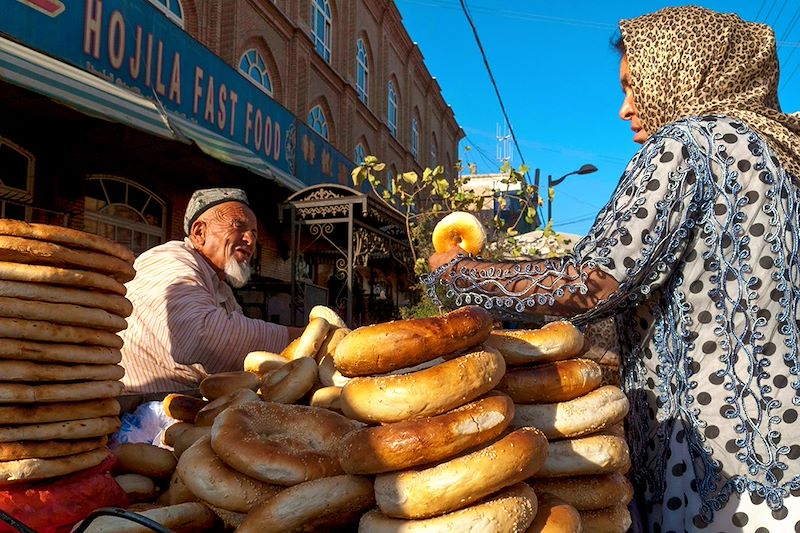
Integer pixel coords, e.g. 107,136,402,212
426,6,800,531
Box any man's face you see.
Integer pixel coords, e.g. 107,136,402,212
193,202,258,279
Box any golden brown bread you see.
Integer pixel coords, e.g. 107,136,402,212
579,504,632,533
340,346,506,424
528,472,633,511
374,427,548,519
497,358,602,403
210,402,362,485
237,475,375,533
333,305,493,376
359,482,539,532
338,394,515,475
193,388,259,427
163,393,207,422
486,321,585,365
511,385,630,439
259,356,317,403
199,371,260,400
533,435,631,478
525,492,582,533
176,435,280,513
114,442,177,479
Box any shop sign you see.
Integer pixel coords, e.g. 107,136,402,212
295,122,354,187
2,0,354,186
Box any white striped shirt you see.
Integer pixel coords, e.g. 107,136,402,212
120,239,288,393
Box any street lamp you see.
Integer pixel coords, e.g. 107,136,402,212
547,164,598,225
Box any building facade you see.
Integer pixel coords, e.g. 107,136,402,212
0,0,462,325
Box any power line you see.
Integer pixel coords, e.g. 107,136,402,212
768,0,790,30
754,0,771,21
457,0,546,224
761,0,779,24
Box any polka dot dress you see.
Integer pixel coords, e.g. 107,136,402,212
572,116,800,531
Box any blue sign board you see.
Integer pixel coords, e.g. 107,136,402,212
1,0,354,187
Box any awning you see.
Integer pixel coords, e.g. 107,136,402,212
0,35,174,140
0,35,302,191
164,112,304,191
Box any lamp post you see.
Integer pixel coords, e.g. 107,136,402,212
547,164,598,225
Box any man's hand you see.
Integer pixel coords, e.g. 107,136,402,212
428,245,466,273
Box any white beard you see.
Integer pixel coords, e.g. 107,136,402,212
224,258,251,288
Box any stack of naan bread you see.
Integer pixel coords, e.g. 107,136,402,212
0,220,133,485
112,305,634,533
489,322,634,532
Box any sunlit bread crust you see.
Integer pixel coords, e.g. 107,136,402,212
193,388,259,427
532,435,631,478
359,482,538,533
511,385,630,439
528,472,634,511
333,305,493,377
176,435,280,513
199,371,260,400
236,474,375,533
340,346,506,424
259,356,318,404
496,358,602,403
486,322,585,366
374,427,548,519
431,211,487,255
162,393,207,422
308,305,348,329
243,351,289,376
524,492,582,533
210,401,362,485
283,317,330,360
338,393,515,474
579,504,632,533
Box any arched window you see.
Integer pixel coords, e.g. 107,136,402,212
354,143,366,164
387,80,398,138
239,49,273,96
310,0,332,63
84,176,166,256
356,39,369,105
147,0,184,27
430,135,438,168
0,136,34,221
410,117,419,159
308,105,329,140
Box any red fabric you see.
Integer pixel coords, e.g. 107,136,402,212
0,456,128,533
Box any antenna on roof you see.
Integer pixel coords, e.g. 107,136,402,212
496,122,512,165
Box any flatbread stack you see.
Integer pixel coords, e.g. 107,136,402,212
0,219,135,484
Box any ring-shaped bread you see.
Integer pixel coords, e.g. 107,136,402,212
527,492,582,533
496,358,602,403
431,211,487,255
333,305,493,377
210,401,362,485
374,427,547,519
511,385,630,439
236,474,375,533
338,393,514,475
259,356,318,403
176,435,280,513
340,345,506,424
359,482,538,533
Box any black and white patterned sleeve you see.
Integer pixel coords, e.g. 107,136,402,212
423,124,702,322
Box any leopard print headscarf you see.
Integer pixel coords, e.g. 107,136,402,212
619,5,800,179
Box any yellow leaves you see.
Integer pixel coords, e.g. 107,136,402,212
401,171,418,184
548,187,555,201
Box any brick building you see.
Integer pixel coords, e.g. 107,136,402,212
0,0,462,325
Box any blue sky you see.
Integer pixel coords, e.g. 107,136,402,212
394,1,800,234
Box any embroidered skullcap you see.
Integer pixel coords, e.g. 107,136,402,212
183,187,249,235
